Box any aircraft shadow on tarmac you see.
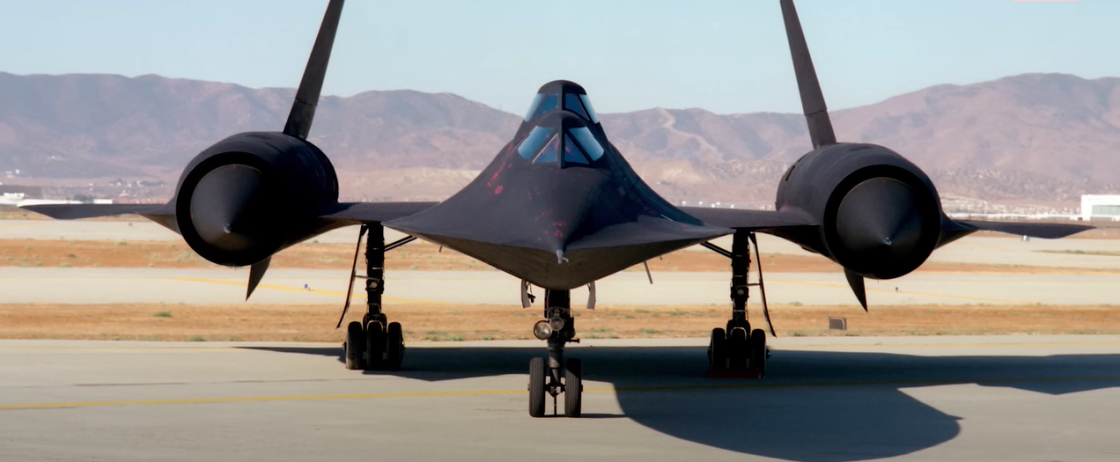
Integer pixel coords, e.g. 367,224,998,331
244,345,1120,462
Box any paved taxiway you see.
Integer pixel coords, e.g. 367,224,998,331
2,266,1118,307
3,220,1119,307
2,336,1119,461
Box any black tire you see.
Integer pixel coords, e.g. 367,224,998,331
750,329,766,376
345,321,365,370
729,327,748,369
385,322,404,370
708,328,727,370
528,357,547,418
564,358,582,418
365,321,385,370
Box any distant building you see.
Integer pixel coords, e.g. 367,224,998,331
1081,195,1120,221
0,185,44,206
0,185,43,198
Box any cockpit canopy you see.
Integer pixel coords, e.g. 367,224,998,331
523,80,599,124
516,112,605,167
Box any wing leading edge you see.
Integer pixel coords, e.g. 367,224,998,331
680,206,818,232
21,203,174,221
320,202,439,224
23,201,438,227
954,219,1091,240
680,205,1092,241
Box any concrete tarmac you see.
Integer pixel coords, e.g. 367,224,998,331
2,336,1119,461
2,219,1118,308
2,267,1118,306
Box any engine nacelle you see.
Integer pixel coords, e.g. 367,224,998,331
173,132,339,267
776,143,943,279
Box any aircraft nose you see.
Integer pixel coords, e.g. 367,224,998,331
528,188,600,257
834,177,927,260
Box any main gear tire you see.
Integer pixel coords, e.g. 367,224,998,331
385,322,404,370
564,358,582,418
708,328,727,370
750,328,767,376
729,327,748,369
365,321,385,370
345,321,365,370
528,357,547,418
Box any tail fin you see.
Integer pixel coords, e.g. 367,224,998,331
282,0,345,140
780,0,836,148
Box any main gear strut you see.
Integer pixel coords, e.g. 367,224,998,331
339,224,413,371
702,230,773,378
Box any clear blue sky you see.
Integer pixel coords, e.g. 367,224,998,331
1,0,1114,114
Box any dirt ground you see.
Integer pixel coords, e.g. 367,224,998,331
2,303,1119,343
3,238,1113,274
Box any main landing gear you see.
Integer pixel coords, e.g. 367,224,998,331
339,224,413,371
527,289,582,418
703,230,774,378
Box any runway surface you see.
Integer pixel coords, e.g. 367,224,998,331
2,336,1119,461
2,266,1118,307
3,219,1119,308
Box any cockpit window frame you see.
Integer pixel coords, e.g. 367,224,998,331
517,126,554,159
532,134,560,164
528,94,559,121
568,127,604,161
564,93,591,122
562,134,590,165
579,94,599,124
523,94,544,122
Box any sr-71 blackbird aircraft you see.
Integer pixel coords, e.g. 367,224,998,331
25,0,1091,418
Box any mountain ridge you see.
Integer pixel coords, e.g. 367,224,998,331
1,71,1118,206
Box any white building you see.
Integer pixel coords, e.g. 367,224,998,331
1081,195,1120,221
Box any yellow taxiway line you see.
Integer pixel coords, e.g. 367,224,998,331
766,279,1026,304
180,275,1032,306
3,374,1119,411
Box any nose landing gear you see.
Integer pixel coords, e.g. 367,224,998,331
527,289,582,417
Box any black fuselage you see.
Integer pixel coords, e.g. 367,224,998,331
387,81,728,289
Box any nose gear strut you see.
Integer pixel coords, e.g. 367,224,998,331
527,288,583,417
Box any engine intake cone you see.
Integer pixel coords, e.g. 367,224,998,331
189,164,272,255
834,177,927,277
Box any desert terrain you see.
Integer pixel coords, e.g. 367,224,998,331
1,215,1117,342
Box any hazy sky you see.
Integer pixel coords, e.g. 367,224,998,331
1,0,1114,114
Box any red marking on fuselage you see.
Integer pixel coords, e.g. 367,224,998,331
487,162,508,188
494,185,504,195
